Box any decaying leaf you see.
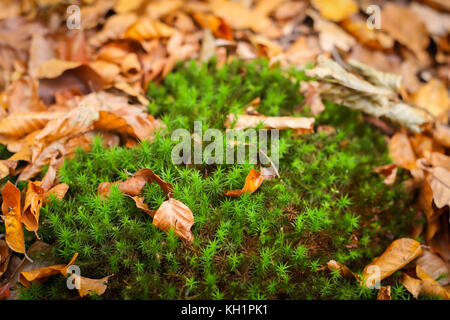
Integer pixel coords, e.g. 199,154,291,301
319,260,360,281
362,238,422,287
388,132,417,170
416,265,450,300
225,169,264,197
377,286,391,300
19,252,78,288
127,195,155,215
415,250,449,286
311,0,358,22
70,274,113,298
0,240,11,277
427,167,450,210
402,272,422,299
306,56,431,132
152,198,194,242
225,114,314,134
1,181,25,254
22,181,45,237
410,79,450,122
373,164,398,186
44,183,69,202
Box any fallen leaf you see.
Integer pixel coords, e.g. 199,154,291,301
19,252,78,288
306,56,431,132
415,250,449,286
388,132,417,170
410,79,450,122
69,274,113,298
433,123,450,148
152,198,194,242
127,195,155,215
430,152,450,172
22,181,45,237
427,166,450,210
320,260,360,280
373,164,398,185
301,81,325,115
362,238,422,287
311,0,358,22
225,114,314,133
0,111,64,139
124,19,176,41
36,59,82,79
1,181,25,254
134,168,174,197
402,272,422,299
377,286,391,300
0,240,11,277
225,169,264,197
416,265,450,300
44,183,69,202
380,3,430,66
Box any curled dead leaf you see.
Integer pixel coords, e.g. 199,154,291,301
22,181,45,237
377,286,391,300
225,169,264,197
225,114,314,133
19,252,78,288
1,181,25,254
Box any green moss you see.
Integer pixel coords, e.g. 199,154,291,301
23,58,414,299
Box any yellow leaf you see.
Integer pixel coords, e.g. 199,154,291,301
311,0,358,22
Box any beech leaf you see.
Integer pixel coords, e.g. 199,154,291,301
225,169,264,197
1,181,25,254
152,198,194,242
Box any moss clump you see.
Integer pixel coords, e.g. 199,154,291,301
23,59,413,299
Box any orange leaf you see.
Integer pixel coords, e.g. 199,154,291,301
75,275,113,298
19,252,78,288
0,240,11,277
377,286,391,300
22,181,45,237
402,272,422,299
1,181,25,254
319,260,360,281
225,169,263,197
152,198,194,242
135,168,174,197
362,238,422,287
388,132,417,170
44,183,69,202
416,265,450,300
127,195,155,216
0,283,10,300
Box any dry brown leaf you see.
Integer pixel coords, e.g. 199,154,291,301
225,169,264,197
388,132,417,170
320,260,360,281
124,19,176,41
1,181,25,254
210,0,272,32
145,0,183,20
427,166,450,210
152,198,194,242
416,250,449,286
0,240,11,277
402,272,422,299
416,265,450,300
341,14,394,50
89,13,138,47
0,162,9,180
193,12,233,41
134,168,174,197
410,79,450,122
380,3,430,66
36,59,82,79
19,252,78,288
433,123,450,148
311,0,358,22
3,77,46,114
22,181,45,237
301,81,325,115
373,164,398,186
0,111,64,139
377,286,391,300
362,238,422,287
127,195,155,215
306,56,431,132
44,183,69,202
74,275,112,297
430,152,450,172
225,114,314,133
